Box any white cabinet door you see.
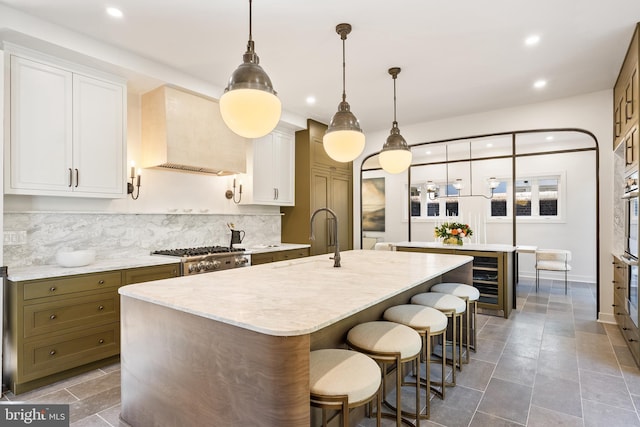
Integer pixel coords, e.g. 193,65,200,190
9,56,73,193
271,130,294,205
6,53,126,197
246,128,295,206
73,74,125,195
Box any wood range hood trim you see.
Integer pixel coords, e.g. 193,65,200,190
141,85,247,176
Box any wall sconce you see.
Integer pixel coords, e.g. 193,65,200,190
425,181,439,200
225,176,243,204
127,161,141,200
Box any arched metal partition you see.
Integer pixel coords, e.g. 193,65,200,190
360,128,600,313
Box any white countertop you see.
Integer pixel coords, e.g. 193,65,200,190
7,256,180,282
394,241,516,252
119,249,472,337
242,243,310,254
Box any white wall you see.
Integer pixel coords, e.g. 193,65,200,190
355,90,613,321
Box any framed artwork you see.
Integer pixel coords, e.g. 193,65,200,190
362,178,385,231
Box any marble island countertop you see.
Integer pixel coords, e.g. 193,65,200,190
119,249,472,337
394,241,516,252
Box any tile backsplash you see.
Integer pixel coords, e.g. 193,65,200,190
3,212,282,267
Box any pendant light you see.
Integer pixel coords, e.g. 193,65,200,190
379,67,412,174
323,23,365,163
220,0,281,139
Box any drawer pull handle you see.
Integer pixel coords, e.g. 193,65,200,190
98,339,105,344
630,339,637,342
98,305,104,311
623,327,629,330
49,287,57,292
49,314,57,320
49,350,56,356
98,280,105,285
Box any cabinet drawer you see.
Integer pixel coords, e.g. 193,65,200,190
124,264,180,285
273,248,309,262
23,271,122,300
22,323,119,381
24,292,118,338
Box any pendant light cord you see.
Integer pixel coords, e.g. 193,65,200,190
248,0,253,42
341,36,346,103
393,74,397,124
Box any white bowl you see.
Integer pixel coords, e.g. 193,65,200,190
56,249,96,267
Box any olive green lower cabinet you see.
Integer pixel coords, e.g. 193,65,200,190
396,245,514,318
250,247,310,266
3,263,178,394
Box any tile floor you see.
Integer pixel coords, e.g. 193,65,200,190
2,277,639,427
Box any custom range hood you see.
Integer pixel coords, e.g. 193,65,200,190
141,85,247,175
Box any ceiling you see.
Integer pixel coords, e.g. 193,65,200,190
1,0,639,133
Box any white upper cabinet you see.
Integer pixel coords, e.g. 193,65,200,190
5,49,126,198
241,127,295,206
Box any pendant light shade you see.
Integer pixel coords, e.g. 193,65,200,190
220,0,281,139
323,23,365,163
379,67,412,174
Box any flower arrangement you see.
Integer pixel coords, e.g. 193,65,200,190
434,222,473,245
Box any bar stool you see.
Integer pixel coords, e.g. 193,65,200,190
411,292,466,385
383,305,448,416
347,321,422,427
430,283,480,363
310,349,382,427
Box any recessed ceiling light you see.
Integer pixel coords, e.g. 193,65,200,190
425,150,431,155
305,96,316,105
106,7,123,18
525,35,540,46
486,143,493,148
546,135,554,141
533,79,547,89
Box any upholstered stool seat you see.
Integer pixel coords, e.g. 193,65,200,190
411,292,466,385
347,321,422,426
310,349,382,427
383,305,449,415
431,283,480,362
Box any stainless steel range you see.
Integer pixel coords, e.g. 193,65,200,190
151,246,251,275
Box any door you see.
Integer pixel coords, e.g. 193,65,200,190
9,56,72,193
311,169,330,255
73,74,125,196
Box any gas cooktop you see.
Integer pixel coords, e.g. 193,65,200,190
151,246,245,258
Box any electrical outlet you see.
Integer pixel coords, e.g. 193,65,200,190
4,231,27,245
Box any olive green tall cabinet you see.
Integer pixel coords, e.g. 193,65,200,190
281,119,353,255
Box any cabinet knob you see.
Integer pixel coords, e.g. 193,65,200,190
49,314,57,320
617,286,623,290
623,327,629,330
49,349,56,356
98,305,104,311
630,339,636,343
98,280,105,285
98,339,105,344
49,287,57,292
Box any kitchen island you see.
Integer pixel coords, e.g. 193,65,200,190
118,249,472,427
395,242,516,317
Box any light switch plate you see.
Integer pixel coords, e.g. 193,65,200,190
4,230,27,245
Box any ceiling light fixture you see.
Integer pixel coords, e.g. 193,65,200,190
533,79,547,89
106,7,123,18
525,35,540,46
306,96,316,105
220,0,281,139
323,23,365,163
379,67,412,174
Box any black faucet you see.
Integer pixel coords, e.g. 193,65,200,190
310,207,340,267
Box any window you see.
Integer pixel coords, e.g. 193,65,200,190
406,182,460,220
489,175,562,220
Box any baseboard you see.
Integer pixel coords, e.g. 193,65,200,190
598,312,616,324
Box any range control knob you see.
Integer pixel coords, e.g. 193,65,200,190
235,257,248,266
203,261,214,270
212,260,221,270
188,264,198,273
